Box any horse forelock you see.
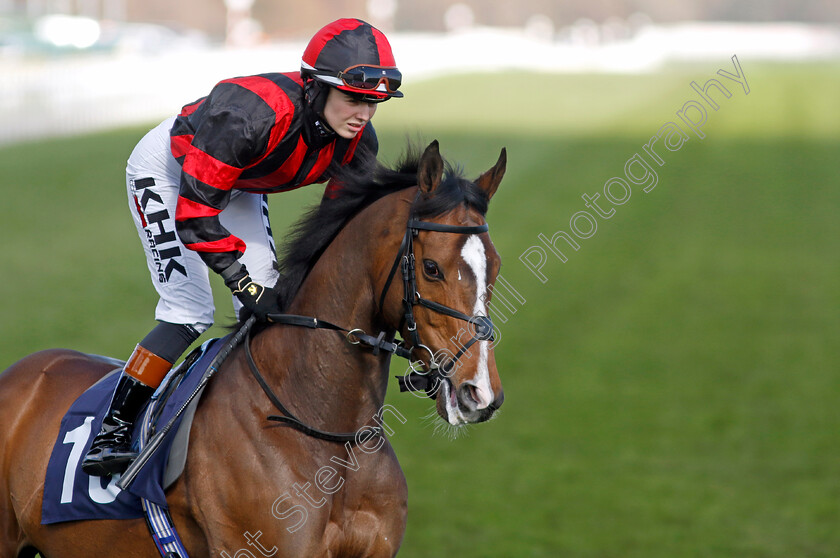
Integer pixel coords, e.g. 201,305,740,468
413,172,489,219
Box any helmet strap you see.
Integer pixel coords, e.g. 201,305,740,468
305,80,329,117
303,80,336,141
313,117,335,137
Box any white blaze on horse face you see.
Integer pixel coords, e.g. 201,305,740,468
459,235,494,410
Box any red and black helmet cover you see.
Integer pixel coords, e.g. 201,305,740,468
301,18,402,99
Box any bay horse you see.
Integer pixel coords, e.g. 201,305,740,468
0,141,506,558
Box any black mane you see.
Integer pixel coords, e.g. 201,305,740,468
273,144,490,310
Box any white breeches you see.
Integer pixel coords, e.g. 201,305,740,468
125,117,279,330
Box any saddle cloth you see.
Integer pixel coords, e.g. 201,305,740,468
41,336,225,524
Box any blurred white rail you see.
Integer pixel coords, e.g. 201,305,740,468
1,23,838,145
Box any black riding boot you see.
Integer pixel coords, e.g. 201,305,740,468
81,373,155,477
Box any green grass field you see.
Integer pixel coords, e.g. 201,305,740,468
2,59,839,557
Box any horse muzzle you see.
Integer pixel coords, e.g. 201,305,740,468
438,377,504,426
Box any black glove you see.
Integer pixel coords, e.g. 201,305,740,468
225,270,281,321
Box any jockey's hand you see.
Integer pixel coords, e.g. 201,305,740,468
228,274,281,321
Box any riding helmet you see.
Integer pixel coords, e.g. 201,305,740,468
301,18,403,102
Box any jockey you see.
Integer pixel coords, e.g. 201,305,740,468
82,18,403,477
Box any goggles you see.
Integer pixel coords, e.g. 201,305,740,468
336,64,402,94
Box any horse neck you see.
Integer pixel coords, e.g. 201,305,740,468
250,190,413,431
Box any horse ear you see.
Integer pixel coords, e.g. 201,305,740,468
475,148,507,200
417,140,444,195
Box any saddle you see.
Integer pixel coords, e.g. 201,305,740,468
41,337,225,524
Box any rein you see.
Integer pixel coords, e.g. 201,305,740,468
243,326,382,444
246,196,495,444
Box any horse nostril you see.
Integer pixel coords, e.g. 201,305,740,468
464,384,481,406
459,382,498,411
457,383,484,410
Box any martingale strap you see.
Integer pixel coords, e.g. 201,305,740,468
243,326,383,444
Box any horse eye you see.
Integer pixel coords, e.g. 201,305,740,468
423,259,442,280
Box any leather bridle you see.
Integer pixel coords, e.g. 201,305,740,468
378,213,495,396
247,195,495,444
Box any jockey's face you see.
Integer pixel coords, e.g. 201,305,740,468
323,88,378,139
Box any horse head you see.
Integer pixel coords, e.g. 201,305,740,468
380,141,507,428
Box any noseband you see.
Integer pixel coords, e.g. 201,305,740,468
246,193,496,443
